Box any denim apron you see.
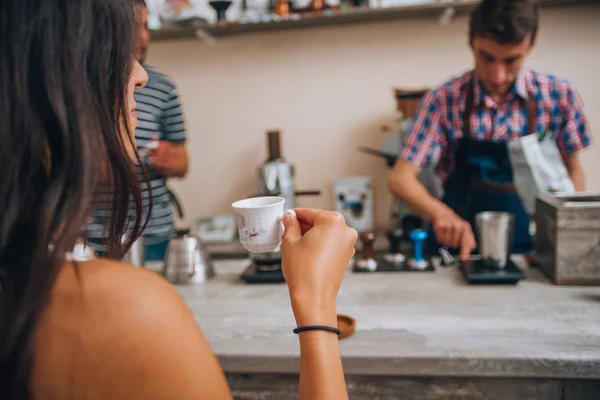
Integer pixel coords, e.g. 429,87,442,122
428,76,535,255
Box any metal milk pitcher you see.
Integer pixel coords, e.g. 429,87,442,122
163,233,215,284
122,236,145,267
475,211,515,268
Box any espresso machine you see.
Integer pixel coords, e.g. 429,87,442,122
241,130,319,283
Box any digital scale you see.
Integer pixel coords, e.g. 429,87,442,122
458,257,526,285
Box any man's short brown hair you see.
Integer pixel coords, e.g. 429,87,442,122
469,0,539,44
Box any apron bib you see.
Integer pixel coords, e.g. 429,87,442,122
428,75,535,255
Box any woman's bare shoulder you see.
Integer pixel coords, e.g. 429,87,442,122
32,259,231,400
59,259,186,317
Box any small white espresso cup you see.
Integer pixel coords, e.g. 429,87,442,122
231,196,294,253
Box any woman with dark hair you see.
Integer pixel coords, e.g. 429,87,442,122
0,0,356,399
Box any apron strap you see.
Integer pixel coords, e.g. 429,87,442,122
463,76,475,139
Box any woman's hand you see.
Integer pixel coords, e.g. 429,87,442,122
280,208,357,327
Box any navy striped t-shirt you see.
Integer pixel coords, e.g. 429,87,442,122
87,65,187,250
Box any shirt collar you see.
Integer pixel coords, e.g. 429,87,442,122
472,69,529,107
472,74,486,107
513,70,529,100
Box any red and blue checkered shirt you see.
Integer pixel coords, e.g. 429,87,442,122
400,69,591,184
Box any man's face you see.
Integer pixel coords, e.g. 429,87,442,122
470,34,535,101
135,5,150,63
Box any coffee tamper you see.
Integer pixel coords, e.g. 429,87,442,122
408,229,429,270
383,227,405,265
353,232,377,272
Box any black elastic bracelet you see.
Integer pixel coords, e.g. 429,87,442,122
293,325,341,335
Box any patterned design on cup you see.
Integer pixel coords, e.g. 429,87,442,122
232,197,286,253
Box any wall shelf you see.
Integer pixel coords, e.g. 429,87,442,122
150,0,598,41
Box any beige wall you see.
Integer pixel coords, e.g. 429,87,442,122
147,3,600,230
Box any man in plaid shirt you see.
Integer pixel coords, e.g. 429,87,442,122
389,0,591,260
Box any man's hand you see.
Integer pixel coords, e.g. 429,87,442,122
432,210,476,261
148,139,189,178
388,158,477,260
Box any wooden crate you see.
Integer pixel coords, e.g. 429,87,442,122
535,193,600,285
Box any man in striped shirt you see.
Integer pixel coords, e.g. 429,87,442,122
88,0,189,260
388,0,591,259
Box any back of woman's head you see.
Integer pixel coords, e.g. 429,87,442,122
0,0,144,397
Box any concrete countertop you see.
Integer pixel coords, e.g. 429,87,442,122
176,258,600,379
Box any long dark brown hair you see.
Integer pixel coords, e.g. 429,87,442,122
0,0,144,398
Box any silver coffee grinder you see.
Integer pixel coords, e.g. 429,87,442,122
258,130,296,210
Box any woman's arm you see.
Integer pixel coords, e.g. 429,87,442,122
294,298,347,400
37,208,357,400
281,209,358,400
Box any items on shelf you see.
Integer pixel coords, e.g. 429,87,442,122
209,0,233,22
152,0,422,30
158,0,209,25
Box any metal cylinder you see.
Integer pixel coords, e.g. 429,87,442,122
123,236,145,267
475,212,515,268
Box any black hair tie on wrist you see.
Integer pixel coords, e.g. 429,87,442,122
293,325,341,335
